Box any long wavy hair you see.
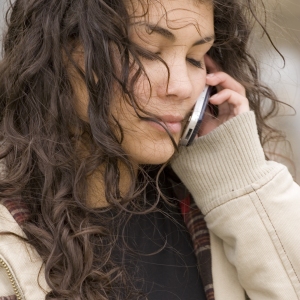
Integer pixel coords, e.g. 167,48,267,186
0,0,285,298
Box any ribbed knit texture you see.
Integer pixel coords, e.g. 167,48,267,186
171,112,275,215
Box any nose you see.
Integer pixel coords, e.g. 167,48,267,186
155,59,193,101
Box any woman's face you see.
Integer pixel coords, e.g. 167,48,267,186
75,0,214,165
111,0,214,165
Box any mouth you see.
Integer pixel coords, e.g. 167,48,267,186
146,120,182,134
146,115,186,134
164,121,182,134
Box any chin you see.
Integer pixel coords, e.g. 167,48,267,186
140,148,176,165
127,139,177,165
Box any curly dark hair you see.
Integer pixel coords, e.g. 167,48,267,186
0,0,284,299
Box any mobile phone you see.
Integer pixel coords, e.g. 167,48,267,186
180,85,213,146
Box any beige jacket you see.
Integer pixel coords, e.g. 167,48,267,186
171,112,300,299
0,111,300,299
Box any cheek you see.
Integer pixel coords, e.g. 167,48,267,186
130,67,166,113
109,91,138,137
133,77,151,108
129,60,153,102
109,94,175,164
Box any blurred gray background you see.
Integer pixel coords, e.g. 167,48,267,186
0,0,299,183
255,0,300,183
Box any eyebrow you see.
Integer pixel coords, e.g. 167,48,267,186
144,23,215,46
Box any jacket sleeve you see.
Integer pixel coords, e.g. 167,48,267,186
171,111,300,300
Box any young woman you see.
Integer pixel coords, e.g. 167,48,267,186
0,0,299,299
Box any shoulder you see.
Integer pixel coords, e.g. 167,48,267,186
0,201,50,299
0,200,28,236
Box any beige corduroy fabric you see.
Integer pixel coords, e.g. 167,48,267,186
171,111,300,300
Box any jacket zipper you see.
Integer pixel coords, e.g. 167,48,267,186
0,257,23,300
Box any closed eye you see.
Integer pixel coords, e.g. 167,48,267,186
135,47,204,70
187,58,204,69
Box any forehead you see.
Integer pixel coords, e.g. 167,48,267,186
127,0,213,31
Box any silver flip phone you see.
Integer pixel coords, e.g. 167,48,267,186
180,85,212,146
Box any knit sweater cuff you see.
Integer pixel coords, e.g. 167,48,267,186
170,111,275,214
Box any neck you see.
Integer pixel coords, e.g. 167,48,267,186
87,161,138,208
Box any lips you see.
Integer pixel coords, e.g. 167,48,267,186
159,115,184,124
164,121,182,133
148,115,184,134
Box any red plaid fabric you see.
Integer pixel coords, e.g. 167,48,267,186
1,198,30,224
181,194,215,300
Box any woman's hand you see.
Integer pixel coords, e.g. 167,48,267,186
198,55,250,136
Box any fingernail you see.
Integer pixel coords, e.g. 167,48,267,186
206,73,215,78
210,93,217,99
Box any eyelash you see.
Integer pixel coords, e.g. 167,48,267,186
186,58,204,69
136,50,204,69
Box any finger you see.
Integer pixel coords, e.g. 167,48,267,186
197,106,219,136
204,55,221,74
206,72,246,96
209,89,250,115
